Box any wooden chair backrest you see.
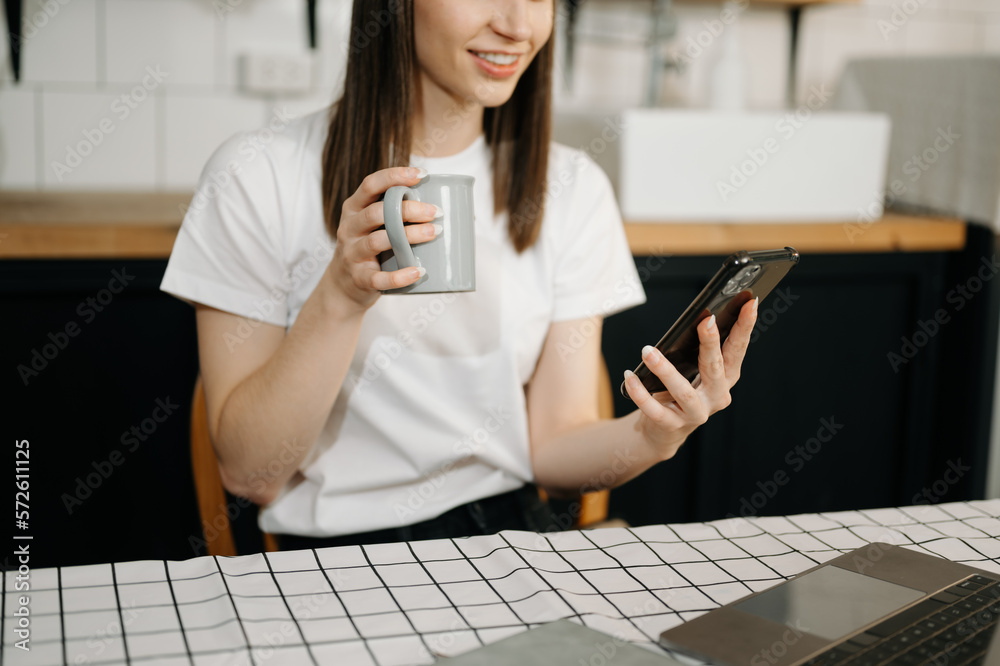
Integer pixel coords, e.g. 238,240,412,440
576,358,614,527
190,377,277,556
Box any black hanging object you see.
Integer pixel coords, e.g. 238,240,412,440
566,0,579,75
5,0,22,82
787,5,802,107
563,0,580,88
307,0,317,49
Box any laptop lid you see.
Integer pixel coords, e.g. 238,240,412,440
660,542,999,665
438,620,681,665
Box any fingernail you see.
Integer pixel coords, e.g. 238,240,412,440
413,266,426,278
623,369,636,384
411,167,428,179
432,204,444,218
706,315,716,331
641,345,657,361
752,297,759,315
431,223,444,236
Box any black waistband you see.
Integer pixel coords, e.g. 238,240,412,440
275,483,556,551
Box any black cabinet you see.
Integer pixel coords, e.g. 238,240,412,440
4,225,997,567
2,260,201,569
602,224,1000,526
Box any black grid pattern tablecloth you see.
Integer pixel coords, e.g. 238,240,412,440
5,500,1000,665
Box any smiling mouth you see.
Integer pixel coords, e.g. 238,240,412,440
470,51,520,66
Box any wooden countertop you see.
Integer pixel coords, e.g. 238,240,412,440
625,215,966,255
0,192,191,259
0,191,967,259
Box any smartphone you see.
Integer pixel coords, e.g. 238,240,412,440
622,247,800,400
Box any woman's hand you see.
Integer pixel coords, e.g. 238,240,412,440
623,297,758,460
328,166,442,309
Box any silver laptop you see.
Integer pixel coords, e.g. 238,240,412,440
439,619,681,664
660,542,1000,666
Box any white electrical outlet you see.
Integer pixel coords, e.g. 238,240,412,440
239,52,313,95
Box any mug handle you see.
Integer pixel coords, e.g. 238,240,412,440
382,185,421,270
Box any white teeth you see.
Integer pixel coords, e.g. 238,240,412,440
474,52,518,66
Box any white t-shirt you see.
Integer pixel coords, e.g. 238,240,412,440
161,108,646,537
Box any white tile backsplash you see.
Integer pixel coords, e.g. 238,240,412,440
986,19,1000,51
221,0,308,90
862,0,949,10
666,4,787,109
41,89,157,189
163,93,269,189
738,9,789,110
0,14,9,84
669,6,735,109
794,11,829,106
578,0,655,36
0,89,38,188
315,0,352,92
1,0,997,191
20,0,98,84
948,0,1000,14
105,0,216,87
559,1,653,108
270,94,335,123
902,15,983,53
566,41,648,109
796,7,899,107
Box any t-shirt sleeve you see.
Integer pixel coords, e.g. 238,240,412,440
160,133,289,328
549,150,647,322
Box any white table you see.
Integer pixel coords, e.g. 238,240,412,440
5,500,1000,666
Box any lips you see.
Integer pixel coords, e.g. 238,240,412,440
472,51,519,66
469,50,522,77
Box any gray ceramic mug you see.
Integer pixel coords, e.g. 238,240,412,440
379,174,476,294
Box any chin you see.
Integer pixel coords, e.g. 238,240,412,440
473,83,521,108
480,95,516,109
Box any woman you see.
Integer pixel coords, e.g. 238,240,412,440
161,0,757,549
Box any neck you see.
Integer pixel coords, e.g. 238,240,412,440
412,75,486,158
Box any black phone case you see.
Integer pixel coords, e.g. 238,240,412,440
622,247,800,399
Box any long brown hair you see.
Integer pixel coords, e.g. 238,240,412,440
322,0,554,253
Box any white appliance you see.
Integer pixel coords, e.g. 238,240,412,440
620,109,892,223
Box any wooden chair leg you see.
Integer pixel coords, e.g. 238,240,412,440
191,377,237,557
575,355,624,528
578,489,611,527
191,376,279,555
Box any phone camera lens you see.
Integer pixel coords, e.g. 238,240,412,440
739,264,761,288
724,264,761,295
